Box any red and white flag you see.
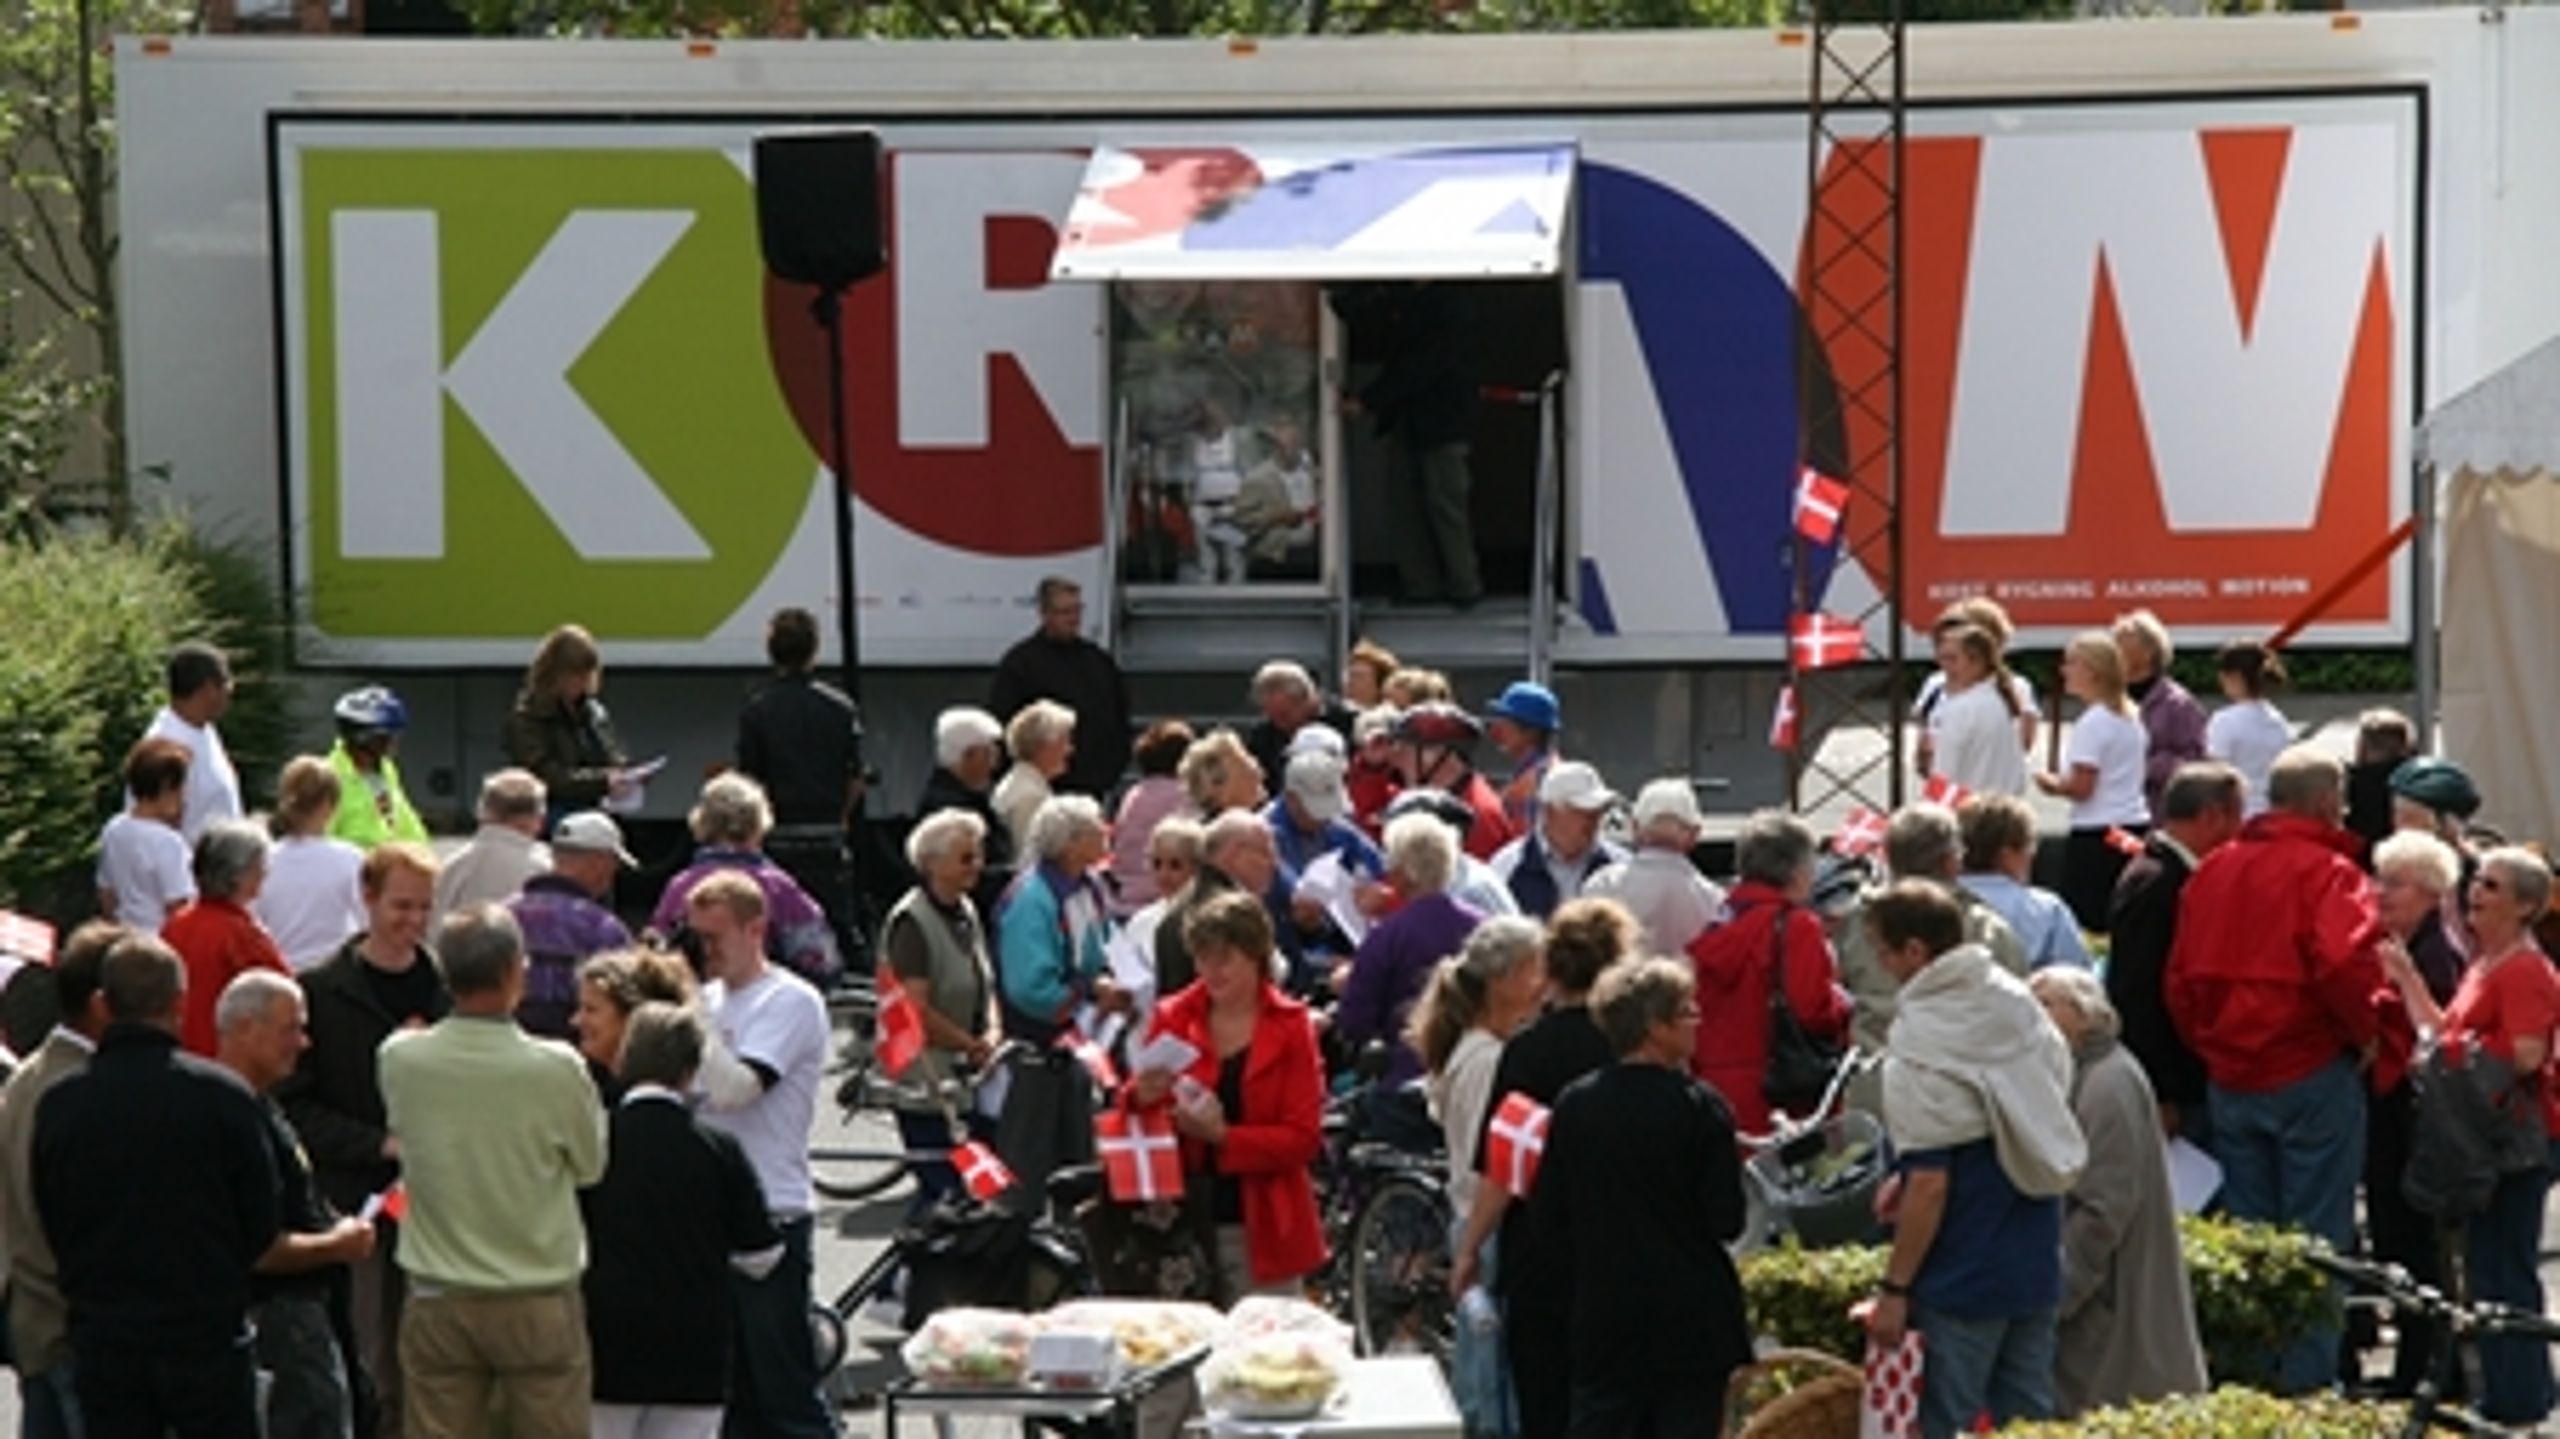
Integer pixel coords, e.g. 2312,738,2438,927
1920,775,1972,810
1058,1026,1121,1092
360,1181,409,1225
953,1140,1015,1203
1485,1092,1551,1198
1859,1330,1925,1439
2104,827,2148,857
1769,684,1800,753
1794,466,1851,546
1833,807,1889,860
874,964,925,1080
0,911,55,966
1095,1110,1184,1203
1789,612,1866,671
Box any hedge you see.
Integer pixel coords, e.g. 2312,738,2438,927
1740,1215,2340,1388
1996,1386,2405,1436
0,526,288,916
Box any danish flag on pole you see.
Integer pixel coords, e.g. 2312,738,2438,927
1794,466,1851,546
2104,827,2148,857
954,1141,1016,1203
1485,1092,1552,1198
1833,807,1889,859
1058,1026,1121,1091
0,911,55,965
1769,684,1800,753
1096,1110,1184,1203
1789,613,1865,671
1921,775,1972,809
873,965,925,1080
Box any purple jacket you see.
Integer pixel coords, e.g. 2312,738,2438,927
2136,676,2210,817
650,849,842,988
1338,891,1486,1085
507,874,633,1040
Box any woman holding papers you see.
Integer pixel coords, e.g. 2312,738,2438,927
504,622,637,820
1121,890,1326,1301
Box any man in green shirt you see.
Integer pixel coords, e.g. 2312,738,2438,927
379,905,605,1438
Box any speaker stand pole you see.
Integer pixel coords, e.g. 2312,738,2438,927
812,280,867,971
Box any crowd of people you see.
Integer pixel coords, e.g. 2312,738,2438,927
14,577,2560,1439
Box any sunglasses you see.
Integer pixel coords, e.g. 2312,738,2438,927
1150,855,1190,871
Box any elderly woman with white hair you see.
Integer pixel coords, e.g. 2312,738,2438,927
1180,728,1268,820
993,699,1077,856
163,817,290,1056
993,794,1126,1190
1339,813,1487,1085
882,808,1002,1215
2030,966,2206,1416
648,773,841,987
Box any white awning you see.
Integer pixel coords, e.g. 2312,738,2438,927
2417,331,2560,473
1050,141,1576,283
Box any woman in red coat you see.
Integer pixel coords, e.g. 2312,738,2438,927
1124,889,1328,1297
1685,810,1854,1136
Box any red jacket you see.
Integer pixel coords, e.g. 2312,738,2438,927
1119,980,1328,1286
1685,881,1853,1136
1455,773,1518,862
2165,812,2387,1094
162,897,290,1057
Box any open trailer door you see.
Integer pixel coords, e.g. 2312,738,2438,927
1048,141,1576,676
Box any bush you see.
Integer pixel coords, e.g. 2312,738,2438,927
1996,1385,2404,1436
1738,1216,2339,1387
0,525,289,915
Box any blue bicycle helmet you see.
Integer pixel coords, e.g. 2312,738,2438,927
332,685,409,737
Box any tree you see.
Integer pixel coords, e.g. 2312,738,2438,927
0,0,194,537
458,0,1786,41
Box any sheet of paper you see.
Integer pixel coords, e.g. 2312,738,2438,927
1105,918,1160,1008
603,755,667,816
1131,1032,1202,1077
2166,1136,2223,1215
1296,851,1370,945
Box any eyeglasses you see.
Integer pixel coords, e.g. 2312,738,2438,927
2477,876,2507,894
1150,856,1190,872
1675,1004,1702,1021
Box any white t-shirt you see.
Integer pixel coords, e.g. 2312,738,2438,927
1430,1027,1504,1218
96,812,195,932
701,965,830,1218
2062,707,2151,828
1914,671,2036,726
2206,699,2293,818
255,834,369,972
142,707,241,842
1930,681,2031,797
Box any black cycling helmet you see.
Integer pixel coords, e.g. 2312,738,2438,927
1392,702,1482,748
2389,756,2481,820
1381,785,1476,843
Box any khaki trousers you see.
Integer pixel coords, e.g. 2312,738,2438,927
400,1284,591,1439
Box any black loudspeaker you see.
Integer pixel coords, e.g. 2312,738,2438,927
753,129,886,289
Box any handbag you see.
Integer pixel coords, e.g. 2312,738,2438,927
2403,1033,2547,1220
1074,1186,1223,1304
1762,903,1844,1111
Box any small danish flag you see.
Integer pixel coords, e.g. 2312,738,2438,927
1485,1092,1551,1198
874,964,925,1080
1789,613,1866,671
953,1140,1015,1203
1921,775,1972,810
1058,1026,1121,1091
1833,806,1889,859
1794,466,1851,546
360,1181,408,1225
2104,827,2148,857
1095,1110,1184,1203
1770,684,1800,753
0,911,55,966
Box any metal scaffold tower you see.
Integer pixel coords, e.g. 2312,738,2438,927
1787,0,1912,823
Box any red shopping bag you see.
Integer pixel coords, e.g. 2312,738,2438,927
1860,1330,1925,1439
1095,1109,1184,1203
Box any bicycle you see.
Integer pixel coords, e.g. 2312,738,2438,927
2313,1249,2560,1437
1733,1049,1890,1256
1309,1044,1456,1363
808,982,926,1203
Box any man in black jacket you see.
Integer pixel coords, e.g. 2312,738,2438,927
2106,761,2243,1143
737,606,867,954
988,578,1131,798
277,843,451,1439
34,935,282,1438
1331,281,1482,608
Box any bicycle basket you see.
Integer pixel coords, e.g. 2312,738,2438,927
1745,1111,1887,1251
898,1200,1041,1327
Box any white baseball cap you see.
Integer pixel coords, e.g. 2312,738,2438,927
1630,778,1706,832
1285,724,1348,761
551,810,638,867
1284,751,1351,824
1538,761,1619,814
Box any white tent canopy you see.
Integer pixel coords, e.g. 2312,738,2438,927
2421,331,2560,849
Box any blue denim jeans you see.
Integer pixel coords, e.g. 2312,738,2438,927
1913,1306,2056,1439
20,1360,82,1439
893,1108,963,1220
1450,1216,1515,1439
2209,1057,2364,1393
2466,1164,2555,1424
722,1217,840,1439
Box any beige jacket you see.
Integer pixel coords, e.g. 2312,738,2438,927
0,1028,95,1373
2054,1036,2208,1416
